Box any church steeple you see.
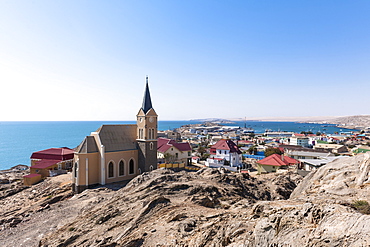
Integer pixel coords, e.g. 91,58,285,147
141,75,153,114
137,75,158,174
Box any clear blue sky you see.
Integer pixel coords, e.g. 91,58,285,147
1,1,369,121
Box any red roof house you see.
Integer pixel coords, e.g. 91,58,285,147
30,147,74,161
208,139,242,167
157,138,192,164
257,154,298,174
29,147,74,178
157,138,191,153
210,139,242,155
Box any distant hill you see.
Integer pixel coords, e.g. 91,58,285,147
192,115,370,128
326,115,370,129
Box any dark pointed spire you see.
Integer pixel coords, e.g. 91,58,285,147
142,75,153,113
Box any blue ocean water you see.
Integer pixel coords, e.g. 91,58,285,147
0,120,355,170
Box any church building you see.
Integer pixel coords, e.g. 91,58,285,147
72,76,158,193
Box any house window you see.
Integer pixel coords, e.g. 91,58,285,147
175,153,178,159
188,151,191,156
129,159,135,174
108,162,114,178
119,160,124,176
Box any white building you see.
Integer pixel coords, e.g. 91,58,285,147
207,139,242,167
290,136,310,148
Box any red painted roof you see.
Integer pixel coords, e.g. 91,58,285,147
30,147,74,161
192,156,200,159
283,155,299,164
31,159,61,169
258,154,298,167
211,139,241,154
23,173,41,178
157,138,191,153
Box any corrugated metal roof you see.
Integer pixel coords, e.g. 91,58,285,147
157,137,191,153
211,139,242,154
258,154,298,167
24,173,41,178
30,148,74,160
31,159,61,169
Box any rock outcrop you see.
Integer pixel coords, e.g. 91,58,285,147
291,153,370,201
2,154,370,246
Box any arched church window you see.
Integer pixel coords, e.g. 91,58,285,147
119,160,124,176
150,142,154,150
108,162,114,178
129,159,135,174
139,129,143,139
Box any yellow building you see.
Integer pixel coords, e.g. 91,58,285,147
157,137,192,165
73,76,158,193
23,174,42,186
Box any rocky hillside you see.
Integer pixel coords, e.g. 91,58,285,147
2,154,370,246
39,169,301,247
327,115,370,129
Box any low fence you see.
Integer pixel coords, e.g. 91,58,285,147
159,163,185,169
158,163,201,171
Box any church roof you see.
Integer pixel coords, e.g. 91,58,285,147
76,136,99,154
98,124,137,152
142,76,153,114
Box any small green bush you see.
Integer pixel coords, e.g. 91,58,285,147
352,200,370,214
